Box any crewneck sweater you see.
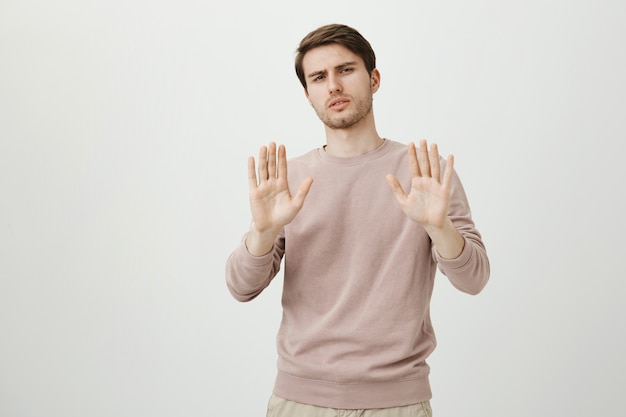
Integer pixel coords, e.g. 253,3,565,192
226,139,490,409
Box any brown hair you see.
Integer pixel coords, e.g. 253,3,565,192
295,24,376,89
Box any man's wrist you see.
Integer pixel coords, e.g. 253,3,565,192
245,222,280,257
424,219,465,259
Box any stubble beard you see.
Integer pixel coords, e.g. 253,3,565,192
316,95,374,130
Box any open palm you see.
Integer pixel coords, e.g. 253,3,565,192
386,140,454,228
248,142,313,233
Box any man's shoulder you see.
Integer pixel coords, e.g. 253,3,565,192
288,147,321,166
384,138,408,151
290,146,319,160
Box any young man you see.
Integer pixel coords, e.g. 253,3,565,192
226,24,490,416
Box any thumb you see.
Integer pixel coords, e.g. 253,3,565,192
385,174,407,201
292,177,314,208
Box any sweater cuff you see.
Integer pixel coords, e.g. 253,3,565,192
433,235,472,270
239,240,276,266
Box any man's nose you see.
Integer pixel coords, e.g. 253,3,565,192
327,74,342,94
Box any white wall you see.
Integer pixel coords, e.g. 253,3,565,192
1,1,624,416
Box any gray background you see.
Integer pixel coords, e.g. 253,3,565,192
1,0,624,416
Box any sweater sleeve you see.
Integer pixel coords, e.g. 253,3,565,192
225,230,285,302
433,170,490,295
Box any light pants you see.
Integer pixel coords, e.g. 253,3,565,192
266,395,432,417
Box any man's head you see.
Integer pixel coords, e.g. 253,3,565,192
295,24,376,90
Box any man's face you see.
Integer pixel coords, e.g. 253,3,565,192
302,44,380,130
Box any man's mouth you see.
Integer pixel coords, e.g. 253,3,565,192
329,98,350,109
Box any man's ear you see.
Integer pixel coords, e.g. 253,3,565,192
371,69,381,93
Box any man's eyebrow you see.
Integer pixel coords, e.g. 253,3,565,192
335,61,358,69
307,69,326,79
306,61,359,79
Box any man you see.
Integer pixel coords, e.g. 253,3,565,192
226,23,490,417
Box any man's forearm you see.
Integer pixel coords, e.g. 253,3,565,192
245,222,281,257
424,218,465,259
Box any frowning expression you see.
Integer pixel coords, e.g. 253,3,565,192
302,44,380,130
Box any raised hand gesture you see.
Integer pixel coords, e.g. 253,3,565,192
246,142,313,256
386,140,464,258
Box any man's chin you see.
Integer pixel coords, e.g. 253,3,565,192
322,116,359,130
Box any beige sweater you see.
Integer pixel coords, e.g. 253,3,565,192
226,139,490,409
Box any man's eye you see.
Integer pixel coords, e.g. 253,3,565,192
341,68,353,73
314,75,324,81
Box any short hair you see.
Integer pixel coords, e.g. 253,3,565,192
295,24,376,89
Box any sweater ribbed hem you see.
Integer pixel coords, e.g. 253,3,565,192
273,370,432,410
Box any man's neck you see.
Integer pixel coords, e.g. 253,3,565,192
323,120,384,158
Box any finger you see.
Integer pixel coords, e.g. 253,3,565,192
408,142,421,177
385,173,408,201
277,144,288,181
417,139,431,177
292,177,314,208
247,156,258,189
267,142,277,179
442,154,454,190
429,143,441,183
258,145,268,182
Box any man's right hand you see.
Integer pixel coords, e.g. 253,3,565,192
245,142,313,256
